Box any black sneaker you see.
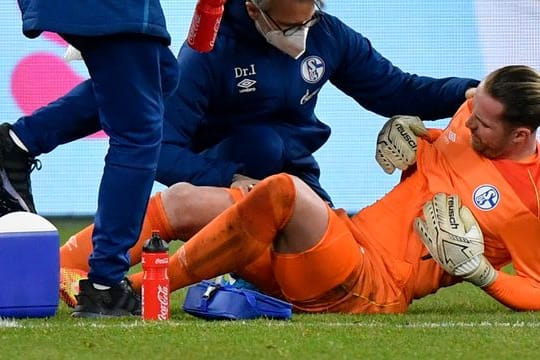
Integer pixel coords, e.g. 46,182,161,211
72,278,141,318
0,169,30,216
0,123,39,213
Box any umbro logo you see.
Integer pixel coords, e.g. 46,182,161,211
234,64,257,94
237,78,256,93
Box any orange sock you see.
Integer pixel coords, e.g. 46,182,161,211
60,192,175,272
128,192,175,265
59,225,94,271
130,188,246,291
169,173,296,290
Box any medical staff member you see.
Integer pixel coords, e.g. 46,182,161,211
13,0,179,317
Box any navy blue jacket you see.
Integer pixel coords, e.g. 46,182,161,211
18,0,170,43
158,0,478,196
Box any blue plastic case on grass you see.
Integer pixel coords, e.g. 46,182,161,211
0,212,59,318
183,280,292,320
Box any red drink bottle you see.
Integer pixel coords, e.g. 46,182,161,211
187,0,226,52
141,231,169,320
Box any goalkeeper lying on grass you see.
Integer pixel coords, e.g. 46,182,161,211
61,64,540,313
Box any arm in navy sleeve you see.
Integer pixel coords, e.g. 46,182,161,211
328,18,479,120
156,43,242,187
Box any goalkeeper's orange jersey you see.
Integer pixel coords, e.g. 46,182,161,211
352,99,540,310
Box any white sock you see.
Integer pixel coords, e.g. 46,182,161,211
8,130,29,152
92,283,111,290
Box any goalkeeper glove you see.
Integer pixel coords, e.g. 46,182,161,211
414,193,497,288
375,115,428,174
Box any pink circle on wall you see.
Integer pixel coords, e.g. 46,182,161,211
10,49,106,138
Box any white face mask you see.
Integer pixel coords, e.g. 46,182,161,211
254,13,309,60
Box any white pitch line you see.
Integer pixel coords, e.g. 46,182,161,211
2,320,540,329
0,318,21,328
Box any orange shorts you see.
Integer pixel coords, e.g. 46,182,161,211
272,207,408,314
230,188,409,314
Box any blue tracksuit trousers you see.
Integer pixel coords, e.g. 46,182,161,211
14,34,179,285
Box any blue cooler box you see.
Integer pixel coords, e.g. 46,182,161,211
0,212,59,318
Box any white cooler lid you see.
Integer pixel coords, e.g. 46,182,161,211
0,212,57,232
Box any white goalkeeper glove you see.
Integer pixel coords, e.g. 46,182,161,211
375,115,428,174
414,193,497,288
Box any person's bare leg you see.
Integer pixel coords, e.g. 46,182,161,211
161,182,240,239
128,183,241,290
60,183,239,271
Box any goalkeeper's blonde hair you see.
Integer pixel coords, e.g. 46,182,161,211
483,65,540,131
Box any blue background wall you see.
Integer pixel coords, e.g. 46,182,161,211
1,0,539,215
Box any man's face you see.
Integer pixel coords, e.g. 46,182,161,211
465,85,514,159
247,0,317,34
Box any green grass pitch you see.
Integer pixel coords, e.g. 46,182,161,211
1,217,539,359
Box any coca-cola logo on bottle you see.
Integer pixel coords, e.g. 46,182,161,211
157,285,169,320
187,14,202,46
155,257,168,265
209,18,222,48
